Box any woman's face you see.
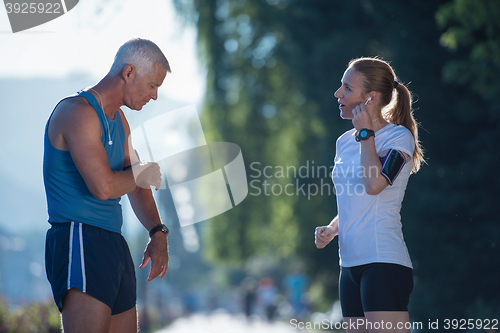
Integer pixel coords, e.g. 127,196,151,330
334,68,367,119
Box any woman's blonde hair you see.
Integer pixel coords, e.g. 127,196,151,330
349,57,425,173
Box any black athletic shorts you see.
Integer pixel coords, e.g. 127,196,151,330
339,263,413,317
45,222,136,315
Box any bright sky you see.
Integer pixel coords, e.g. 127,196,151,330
0,0,206,234
0,0,205,102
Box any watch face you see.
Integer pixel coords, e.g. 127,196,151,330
360,130,368,138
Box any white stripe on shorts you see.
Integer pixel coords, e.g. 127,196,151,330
67,222,87,292
67,221,74,289
79,223,86,292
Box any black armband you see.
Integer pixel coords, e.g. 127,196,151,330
379,149,407,185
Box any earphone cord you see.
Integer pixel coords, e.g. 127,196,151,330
89,88,113,145
372,117,382,130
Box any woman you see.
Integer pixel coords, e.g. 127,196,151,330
315,57,424,333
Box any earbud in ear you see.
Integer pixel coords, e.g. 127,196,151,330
364,97,372,105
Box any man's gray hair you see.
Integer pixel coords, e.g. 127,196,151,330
109,38,171,77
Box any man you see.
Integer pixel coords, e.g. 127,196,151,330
43,38,171,333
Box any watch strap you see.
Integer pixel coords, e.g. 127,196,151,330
149,224,169,237
355,129,375,142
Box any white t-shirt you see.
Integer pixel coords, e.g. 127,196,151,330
332,124,414,268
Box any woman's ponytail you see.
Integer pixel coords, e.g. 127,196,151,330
349,57,425,173
388,83,424,173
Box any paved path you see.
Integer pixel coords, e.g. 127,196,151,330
155,312,302,333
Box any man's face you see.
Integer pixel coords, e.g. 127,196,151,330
126,63,167,111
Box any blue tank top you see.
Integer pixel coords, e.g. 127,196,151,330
43,90,125,233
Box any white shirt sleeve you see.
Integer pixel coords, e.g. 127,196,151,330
381,125,415,157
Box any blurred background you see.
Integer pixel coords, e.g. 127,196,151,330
1,0,499,332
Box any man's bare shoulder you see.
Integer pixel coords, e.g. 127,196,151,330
48,96,102,150
56,96,97,120
52,96,103,135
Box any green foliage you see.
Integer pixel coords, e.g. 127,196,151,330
436,0,500,100
0,298,60,333
180,0,337,266
174,0,500,323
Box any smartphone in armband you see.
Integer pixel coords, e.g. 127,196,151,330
379,149,406,185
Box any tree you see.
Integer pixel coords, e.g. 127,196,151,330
174,0,500,321
437,0,500,101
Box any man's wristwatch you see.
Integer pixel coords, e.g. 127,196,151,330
149,224,169,238
355,128,375,142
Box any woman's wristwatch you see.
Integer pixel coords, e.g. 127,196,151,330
149,224,169,237
355,128,375,142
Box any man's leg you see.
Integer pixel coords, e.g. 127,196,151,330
109,306,138,333
61,288,112,333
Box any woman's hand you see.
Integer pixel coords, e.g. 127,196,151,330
351,103,373,132
315,220,339,249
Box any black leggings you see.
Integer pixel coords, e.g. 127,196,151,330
339,263,413,317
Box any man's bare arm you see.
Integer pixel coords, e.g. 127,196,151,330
120,110,169,282
60,101,159,200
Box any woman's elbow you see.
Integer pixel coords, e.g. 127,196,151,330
365,187,383,195
364,181,387,195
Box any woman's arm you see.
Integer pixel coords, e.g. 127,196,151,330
315,216,339,249
359,138,389,195
351,103,390,195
